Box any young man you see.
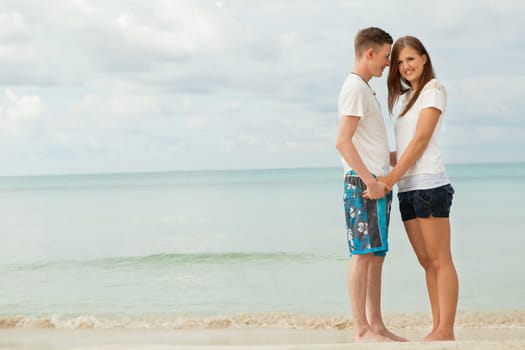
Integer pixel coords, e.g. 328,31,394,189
336,27,405,343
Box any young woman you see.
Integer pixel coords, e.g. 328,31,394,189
383,36,459,341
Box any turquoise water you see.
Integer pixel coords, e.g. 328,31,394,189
0,163,524,325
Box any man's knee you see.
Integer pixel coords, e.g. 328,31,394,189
351,253,374,263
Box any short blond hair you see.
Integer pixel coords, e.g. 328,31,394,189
354,27,393,58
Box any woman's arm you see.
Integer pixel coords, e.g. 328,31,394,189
382,107,442,190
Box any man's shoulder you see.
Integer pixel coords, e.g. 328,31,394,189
340,74,368,96
341,73,364,87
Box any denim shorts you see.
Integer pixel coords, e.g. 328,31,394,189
397,184,455,222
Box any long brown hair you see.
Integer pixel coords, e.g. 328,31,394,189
387,36,436,116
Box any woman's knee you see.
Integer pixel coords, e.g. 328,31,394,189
416,254,433,270
426,254,454,271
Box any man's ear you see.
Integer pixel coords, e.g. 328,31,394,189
366,47,375,61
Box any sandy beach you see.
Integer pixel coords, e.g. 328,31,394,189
1,327,525,350
1,311,524,350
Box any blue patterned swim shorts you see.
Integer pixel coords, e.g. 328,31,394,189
343,170,392,257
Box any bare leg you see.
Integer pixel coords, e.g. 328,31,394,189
418,217,458,341
366,255,407,341
404,219,440,336
348,254,392,343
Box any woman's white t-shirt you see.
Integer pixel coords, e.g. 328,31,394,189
395,79,450,192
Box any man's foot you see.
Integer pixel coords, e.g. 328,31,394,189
378,328,408,342
354,329,395,343
369,324,408,342
423,330,455,341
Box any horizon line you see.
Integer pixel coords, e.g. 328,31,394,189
1,160,524,179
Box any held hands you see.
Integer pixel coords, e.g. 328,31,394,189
363,180,388,200
376,176,392,192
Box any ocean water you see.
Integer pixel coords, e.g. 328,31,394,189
0,163,524,328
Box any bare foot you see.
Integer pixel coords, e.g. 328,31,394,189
423,330,436,340
354,330,395,343
369,325,408,342
423,330,455,341
379,328,408,342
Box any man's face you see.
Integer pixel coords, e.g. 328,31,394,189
371,44,391,77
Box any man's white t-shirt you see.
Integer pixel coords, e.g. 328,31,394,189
394,78,449,191
338,73,390,177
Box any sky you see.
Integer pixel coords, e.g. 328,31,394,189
0,0,524,176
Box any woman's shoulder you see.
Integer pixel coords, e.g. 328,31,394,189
422,78,446,96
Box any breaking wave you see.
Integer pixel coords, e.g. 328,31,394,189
1,311,524,330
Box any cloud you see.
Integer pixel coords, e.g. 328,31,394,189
0,89,44,134
0,11,29,42
0,0,524,175
0,1,233,85
99,2,227,71
76,84,163,127
0,11,34,68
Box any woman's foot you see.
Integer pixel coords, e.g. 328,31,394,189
423,330,455,341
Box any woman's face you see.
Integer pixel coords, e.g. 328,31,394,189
397,46,427,89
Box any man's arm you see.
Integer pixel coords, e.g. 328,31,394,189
336,116,386,199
